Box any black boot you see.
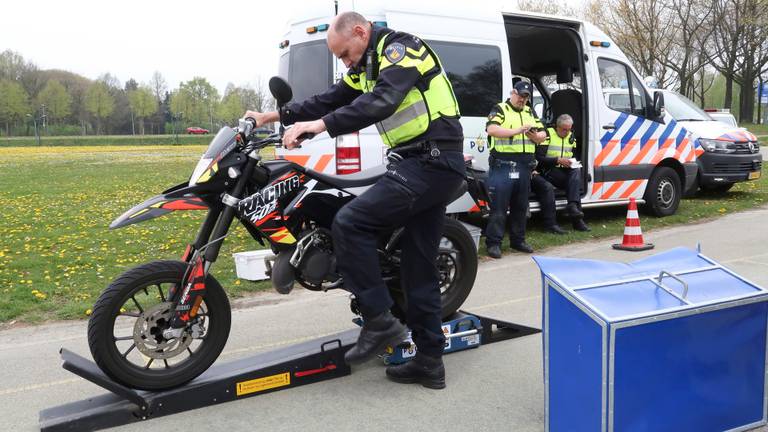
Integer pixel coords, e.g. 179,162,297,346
487,244,502,259
544,225,567,235
565,202,584,219
510,241,534,253
345,310,408,365
573,219,591,232
386,353,446,389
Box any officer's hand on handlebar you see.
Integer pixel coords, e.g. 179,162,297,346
282,119,326,150
243,110,279,128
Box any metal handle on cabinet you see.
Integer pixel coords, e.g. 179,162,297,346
657,270,689,299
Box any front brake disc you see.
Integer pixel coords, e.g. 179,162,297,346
133,302,193,359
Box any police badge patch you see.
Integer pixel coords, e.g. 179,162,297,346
384,42,406,64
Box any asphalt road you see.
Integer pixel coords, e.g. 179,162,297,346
2,206,768,432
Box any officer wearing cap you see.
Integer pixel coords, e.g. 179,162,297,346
531,114,591,233
245,11,464,389
484,81,547,258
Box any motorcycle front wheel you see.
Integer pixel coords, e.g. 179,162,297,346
87,260,231,390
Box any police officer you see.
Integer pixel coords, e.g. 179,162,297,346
531,114,590,232
484,81,547,258
245,12,464,390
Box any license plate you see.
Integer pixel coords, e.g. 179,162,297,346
749,171,761,180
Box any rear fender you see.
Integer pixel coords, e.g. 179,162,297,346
110,183,208,229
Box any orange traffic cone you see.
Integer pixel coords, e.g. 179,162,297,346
612,198,654,251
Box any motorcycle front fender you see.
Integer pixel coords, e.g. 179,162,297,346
110,182,208,229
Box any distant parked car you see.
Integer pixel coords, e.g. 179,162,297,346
704,109,738,128
186,127,209,135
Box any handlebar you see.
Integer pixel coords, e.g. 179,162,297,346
236,117,315,152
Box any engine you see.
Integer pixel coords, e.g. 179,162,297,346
268,227,339,294
284,227,339,292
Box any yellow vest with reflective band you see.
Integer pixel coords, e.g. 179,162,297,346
342,33,460,147
488,103,540,154
545,127,574,159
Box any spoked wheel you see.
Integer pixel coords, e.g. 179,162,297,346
389,218,478,320
88,260,231,390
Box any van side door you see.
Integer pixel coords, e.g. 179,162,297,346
591,57,692,201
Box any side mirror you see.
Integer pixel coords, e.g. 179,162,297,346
269,76,293,107
653,91,665,119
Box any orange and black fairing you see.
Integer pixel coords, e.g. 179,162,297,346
236,162,307,247
110,187,208,229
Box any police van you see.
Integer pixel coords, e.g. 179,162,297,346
275,1,699,217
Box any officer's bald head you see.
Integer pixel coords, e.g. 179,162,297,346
328,12,371,68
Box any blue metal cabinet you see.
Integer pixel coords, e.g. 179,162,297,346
535,247,768,432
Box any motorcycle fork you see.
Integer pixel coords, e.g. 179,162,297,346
168,156,259,329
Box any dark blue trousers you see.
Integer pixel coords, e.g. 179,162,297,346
485,154,535,247
332,151,465,357
531,167,582,227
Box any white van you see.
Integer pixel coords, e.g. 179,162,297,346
275,1,699,217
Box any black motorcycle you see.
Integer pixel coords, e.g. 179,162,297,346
87,77,489,390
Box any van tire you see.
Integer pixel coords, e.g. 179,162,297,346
643,167,681,217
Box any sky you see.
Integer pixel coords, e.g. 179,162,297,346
1,0,577,94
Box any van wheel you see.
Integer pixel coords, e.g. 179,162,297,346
643,167,681,217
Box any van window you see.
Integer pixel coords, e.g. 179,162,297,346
283,41,333,103
598,58,647,117
427,41,502,117
541,74,582,93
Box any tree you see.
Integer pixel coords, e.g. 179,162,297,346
170,77,220,129
218,84,245,125
734,0,768,122
593,0,678,89
0,50,40,98
0,79,31,136
710,0,747,110
85,82,115,134
517,0,578,16
662,0,716,99
37,80,72,123
149,71,167,105
127,86,157,135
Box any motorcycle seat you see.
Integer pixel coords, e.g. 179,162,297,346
306,164,387,188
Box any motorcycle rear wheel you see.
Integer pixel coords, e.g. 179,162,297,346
390,217,478,320
87,260,231,390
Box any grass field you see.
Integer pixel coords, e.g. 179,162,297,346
744,123,768,138
0,145,276,323
0,134,214,147
0,145,765,324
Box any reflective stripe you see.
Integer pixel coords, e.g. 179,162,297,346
623,226,643,236
378,99,428,133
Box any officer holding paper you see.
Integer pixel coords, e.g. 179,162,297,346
531,113,590,232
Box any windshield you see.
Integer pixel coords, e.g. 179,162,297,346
660,90,711,121
203,127,238,159
280,41,333,104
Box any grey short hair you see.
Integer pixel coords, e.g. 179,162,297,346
556,114,574,128
331,12,369,35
